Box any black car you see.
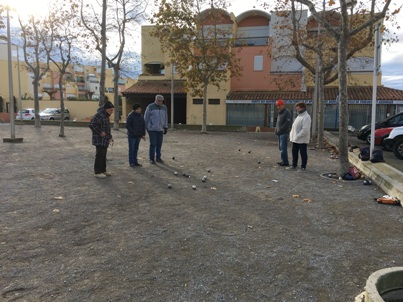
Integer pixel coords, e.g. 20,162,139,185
357,112,403,143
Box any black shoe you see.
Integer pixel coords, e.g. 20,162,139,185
277,162,283,165
156,158,164,163
279,162,289,166
134,163,142,167
149,160,156,164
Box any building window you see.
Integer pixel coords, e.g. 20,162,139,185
208,99,220,105
254,55,263,71
193,98,203,105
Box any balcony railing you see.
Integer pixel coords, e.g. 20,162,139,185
234,36,269,47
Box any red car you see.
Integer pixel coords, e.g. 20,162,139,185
374,127,394,148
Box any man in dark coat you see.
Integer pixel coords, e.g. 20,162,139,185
275,99,292,167
89,101,114,178
126,103,146,167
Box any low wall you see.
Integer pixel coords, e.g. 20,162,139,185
21,100,117,122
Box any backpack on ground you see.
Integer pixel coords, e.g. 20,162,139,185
343,165,361,180
370,149,385,163
359,147,370,161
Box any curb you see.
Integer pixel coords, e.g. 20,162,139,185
324,131,403,207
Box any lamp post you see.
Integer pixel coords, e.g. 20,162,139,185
15,44,23,124
3,6,23,143
171,62,174,130
370,22,382,158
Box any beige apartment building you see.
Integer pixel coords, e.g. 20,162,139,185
123,8,403,130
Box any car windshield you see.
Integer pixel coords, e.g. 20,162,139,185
42,108,57,113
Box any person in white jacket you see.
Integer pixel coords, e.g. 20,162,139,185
287,102,311,171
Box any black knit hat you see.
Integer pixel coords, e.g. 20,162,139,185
104,101,114,109
132,103,141,111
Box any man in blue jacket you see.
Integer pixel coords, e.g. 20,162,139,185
89,101,114,178
126,103,145,167
144,94,168,164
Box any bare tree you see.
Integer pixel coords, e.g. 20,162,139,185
19,14,54,128
80,0,108,107
49,0,80,137
0,5,6,29
151,0,243,133
293,0,398,175
105,0,147,130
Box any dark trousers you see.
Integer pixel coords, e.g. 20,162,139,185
128,136,141,165
291,142,308,168
147,130,164,161
94,146,108,174
277,133,289,165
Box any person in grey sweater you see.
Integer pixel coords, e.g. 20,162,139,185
275,99,292,166
287,102,312,171
144,94,168,164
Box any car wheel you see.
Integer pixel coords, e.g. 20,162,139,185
49,117,54,120
366,132,371,144
64,117,69,120
31,117,35,120
392,138,403,160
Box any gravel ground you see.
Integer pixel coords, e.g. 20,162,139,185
1,124,402,302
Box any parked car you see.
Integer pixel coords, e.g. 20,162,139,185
374,127,394,149
16,108,35,120
356,112,403,143
384,126,403,159
40,108,70,120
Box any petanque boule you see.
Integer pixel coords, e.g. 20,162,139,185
172,156,175,160
192,185,196,190
168,184,173,189
174,171,178,176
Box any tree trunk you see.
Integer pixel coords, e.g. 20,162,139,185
33,80,41,128
317,64,325,149
201,81,208,133
337,29,350,176
59,76,65,137
113,65,120,130
99,0,107,107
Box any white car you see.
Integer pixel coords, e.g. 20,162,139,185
384,126,403,160
39,108,70,120
16,108,36,120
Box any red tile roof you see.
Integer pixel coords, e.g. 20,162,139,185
227,86,403,101
122,80,187,95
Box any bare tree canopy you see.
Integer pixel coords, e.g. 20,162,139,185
81,0,148,129
19,13,54,128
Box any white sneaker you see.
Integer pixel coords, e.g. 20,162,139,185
104,171,112,176
95,173,107,179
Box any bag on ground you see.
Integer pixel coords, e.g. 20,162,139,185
370,149,385,163
359,147,370,161
343,165,360,180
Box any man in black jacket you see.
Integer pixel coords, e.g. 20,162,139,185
275,99,292,167
126,103,146,167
